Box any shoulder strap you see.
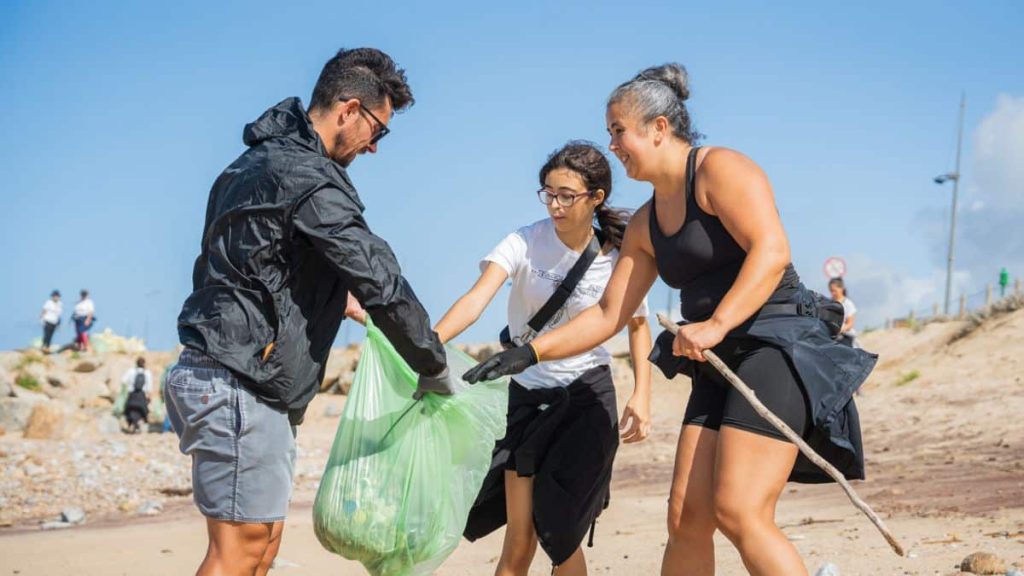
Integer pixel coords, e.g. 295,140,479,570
685,146,702,204
527,230,602,333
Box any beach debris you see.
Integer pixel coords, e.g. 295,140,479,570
137,500,163,515
60,507,86,525
959,551,1007,574
813,563,840,576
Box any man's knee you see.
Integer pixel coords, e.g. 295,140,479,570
205,519,274,573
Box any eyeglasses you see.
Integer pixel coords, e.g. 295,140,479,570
537,188,594,207
340,98,390,145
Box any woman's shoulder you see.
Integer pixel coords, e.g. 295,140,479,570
698,146,763,179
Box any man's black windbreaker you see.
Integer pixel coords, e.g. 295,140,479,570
177,97,446,418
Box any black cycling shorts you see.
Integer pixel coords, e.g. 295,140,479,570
683,338,810,442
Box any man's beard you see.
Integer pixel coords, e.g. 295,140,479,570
332,132,354,167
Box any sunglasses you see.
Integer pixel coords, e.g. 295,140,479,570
340,98,390,145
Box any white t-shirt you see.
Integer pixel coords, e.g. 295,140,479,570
121,367,153,394
73,298,95,319
841,297,857,336
41,300,62,325
482,219,649,389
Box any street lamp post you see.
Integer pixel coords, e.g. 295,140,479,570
934,93,966,316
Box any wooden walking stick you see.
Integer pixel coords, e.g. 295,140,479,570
656,313,905,557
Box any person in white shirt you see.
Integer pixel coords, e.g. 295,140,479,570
433,141,653,575
121,357,153,433
828,277,858,348
39,290,63,353
72,289,95,352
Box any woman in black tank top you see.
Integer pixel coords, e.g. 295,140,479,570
464,63,844,576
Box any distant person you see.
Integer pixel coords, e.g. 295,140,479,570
167,48,452,576
464,63,877,576
40,290,62,353
72,289,95,352
433,142,652,575
121,357,153,434
828,277,857,347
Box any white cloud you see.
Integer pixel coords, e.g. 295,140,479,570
918,94,1024,293
839,254,972,328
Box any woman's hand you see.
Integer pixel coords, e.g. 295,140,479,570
672,318,728,362
619,391,651,444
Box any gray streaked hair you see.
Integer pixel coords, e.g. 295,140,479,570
608,63,702,143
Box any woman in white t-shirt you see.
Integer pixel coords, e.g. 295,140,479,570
433,142,652,576
828,277,857,348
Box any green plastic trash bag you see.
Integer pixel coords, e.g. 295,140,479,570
313,319,508,576
112,383,128,417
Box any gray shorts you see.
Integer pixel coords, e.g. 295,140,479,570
165,348,296,523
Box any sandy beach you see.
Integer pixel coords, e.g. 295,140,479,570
2,309,1023,575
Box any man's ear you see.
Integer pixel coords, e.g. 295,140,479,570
336,98,360,128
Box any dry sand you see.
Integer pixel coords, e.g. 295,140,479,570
2,310,1023,575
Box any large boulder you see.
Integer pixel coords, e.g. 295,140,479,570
320,347,360,395
23,402,67,440
0,373,12,397
0,397,43,432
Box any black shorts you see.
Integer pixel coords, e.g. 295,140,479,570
683,338,810,442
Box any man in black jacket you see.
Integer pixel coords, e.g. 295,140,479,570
165,47,453,576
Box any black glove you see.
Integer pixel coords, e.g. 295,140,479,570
414,367,456,400
462,344,539,384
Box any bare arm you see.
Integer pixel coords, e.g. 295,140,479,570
433,263,509,344
702,149,791,332
842,313,855,333
531,215,660,362
620,314,653,443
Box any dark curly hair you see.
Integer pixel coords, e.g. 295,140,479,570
308,47,414,113
539,141,631,250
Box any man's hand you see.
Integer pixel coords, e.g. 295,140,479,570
462,344,538,384
345,293,367,325
414,367,455,400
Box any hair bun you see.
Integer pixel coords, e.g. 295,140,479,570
636,63,690,102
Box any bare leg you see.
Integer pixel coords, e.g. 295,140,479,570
554,546,587,575
713,426,806,576
197,517,272,576
495,471,539,576
661,424,718,576
254,520,284,576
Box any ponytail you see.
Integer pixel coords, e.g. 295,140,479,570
595,203,630,250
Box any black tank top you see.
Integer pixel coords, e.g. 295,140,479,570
649,147,801,321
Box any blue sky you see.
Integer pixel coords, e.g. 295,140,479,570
2,0,1022,351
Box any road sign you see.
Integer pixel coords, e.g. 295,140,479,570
823,257,847,279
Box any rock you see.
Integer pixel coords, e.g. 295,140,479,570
10,382,47,402
1006,570,1024,576
159,486,193,497
137,500,163,516
0,374,12,397
0,398,42,432
40,521,72,530
73,360,103,373
323,403,343,418
96,414,122,435
60,507,86,525
960,552,1007,574
814,563,840,576
23,402,66,439
46,375,64,388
